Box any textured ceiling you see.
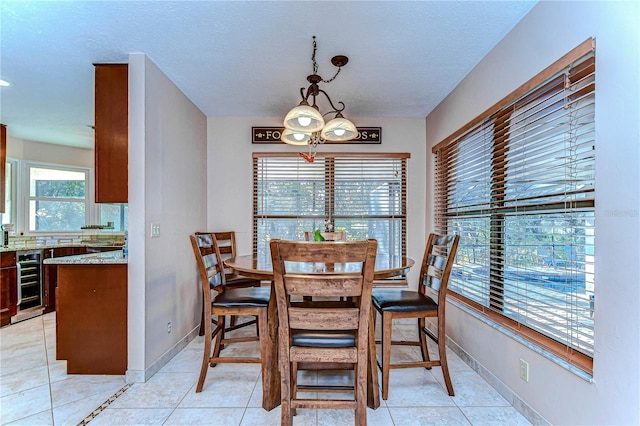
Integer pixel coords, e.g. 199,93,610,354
0,1,537,149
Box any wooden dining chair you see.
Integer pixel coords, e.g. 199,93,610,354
371,233,460,400
196,231,262,334
190,233,271,393
270,239,378,426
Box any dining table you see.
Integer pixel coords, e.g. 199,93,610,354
224,251,415,411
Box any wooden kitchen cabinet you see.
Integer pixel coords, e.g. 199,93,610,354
1,251,17,327
94,64,128,203
43,246,87,314
56,263,127,374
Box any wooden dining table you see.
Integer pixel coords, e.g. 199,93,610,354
224,252,415,411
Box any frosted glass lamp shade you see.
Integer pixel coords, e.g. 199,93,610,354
320,116,358,141
284,105,325,132
281,129,311,145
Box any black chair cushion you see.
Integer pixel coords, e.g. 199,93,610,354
213,287,270,308
225,276,262,287
372,290,438,313
292,330,356,348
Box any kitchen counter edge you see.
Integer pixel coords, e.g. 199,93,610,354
43,251,128,265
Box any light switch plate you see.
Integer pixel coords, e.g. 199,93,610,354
151,222,161,238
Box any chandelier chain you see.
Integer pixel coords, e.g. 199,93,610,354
311,36,342,84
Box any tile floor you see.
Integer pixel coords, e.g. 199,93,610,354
1,313,531,425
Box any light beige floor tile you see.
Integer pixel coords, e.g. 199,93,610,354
52,387,122,426
438,370,510,407
460,406,532,425
90,407,174,425
0,365,49,397
179,369,260,408
316,406,395,426
0,348,47,377
49,374,126,408
165,407,245,425
240,407,284,426
382,368,456,407
0,334,45,358
46,359,69,383
108,372,196,409
3,408,53,426
388,406,472,425
0,383,51,424
159,345,207,374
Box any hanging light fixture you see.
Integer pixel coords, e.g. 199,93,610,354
282,36,357,151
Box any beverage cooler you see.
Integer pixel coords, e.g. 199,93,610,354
12,249,44,323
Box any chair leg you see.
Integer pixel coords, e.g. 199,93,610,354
438,320,454,396
196,324,212,392
418,318,432,368
355,347,368,426
211,315,225,367
381,312,393,400
291,361,298,417
280,360,293,426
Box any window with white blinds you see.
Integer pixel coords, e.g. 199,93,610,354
433,39,595,373
253,152,408,257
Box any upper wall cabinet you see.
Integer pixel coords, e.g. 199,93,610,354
94,64,128,203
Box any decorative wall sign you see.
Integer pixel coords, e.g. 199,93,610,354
252,127,381,144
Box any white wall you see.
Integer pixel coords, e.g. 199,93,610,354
425,2,639,425
6,135,93,167
207,117,427,287
127,54,207,379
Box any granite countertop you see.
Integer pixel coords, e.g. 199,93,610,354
0,242,123,253
43,250,128,265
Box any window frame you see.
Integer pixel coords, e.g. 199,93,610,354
23,162,92,234
252,151,409,257
432,39,596,374
1,158,18,227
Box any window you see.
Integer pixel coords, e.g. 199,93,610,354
100,203,129,231
433,39,595,373
1,159,17,226
26,164,89,232
253,152,409,257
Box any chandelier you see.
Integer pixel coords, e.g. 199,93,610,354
282,36,357,152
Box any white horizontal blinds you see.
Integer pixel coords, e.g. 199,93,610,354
253,153,408,257
253,156,326,254
333,157,407,257
435,46,596,363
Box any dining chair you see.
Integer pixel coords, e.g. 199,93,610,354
304,230,347,241
270,238,378,426
196,231,262,335
371,233,460,400
190,232,271,393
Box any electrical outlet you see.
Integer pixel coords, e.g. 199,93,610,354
151,222,161,238
167,322,172,334
519,359,529,382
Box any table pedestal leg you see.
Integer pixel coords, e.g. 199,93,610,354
367,308,380,409
261,285,281,411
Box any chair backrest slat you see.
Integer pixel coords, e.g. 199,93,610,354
283,275,364,298
196,231,241,279
419,233,460,304
288,307,360,330
190,233,226,298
